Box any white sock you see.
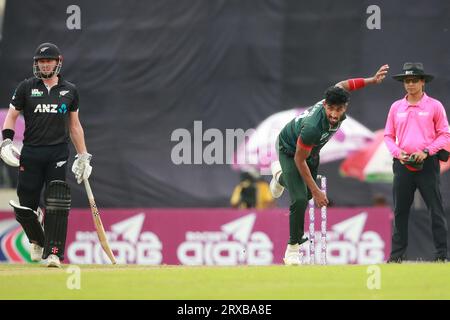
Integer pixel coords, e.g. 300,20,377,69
286,244,299,253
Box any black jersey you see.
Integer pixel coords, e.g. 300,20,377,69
10,75,79,146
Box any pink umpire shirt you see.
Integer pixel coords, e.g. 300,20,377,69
384,93,450,158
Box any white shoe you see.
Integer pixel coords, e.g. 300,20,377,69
46,254,61,268
30,243,43,262
270,161,284,198
283,244,301,265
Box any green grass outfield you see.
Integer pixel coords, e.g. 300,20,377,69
0,263,449,299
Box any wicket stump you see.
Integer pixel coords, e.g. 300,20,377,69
308,175,327,265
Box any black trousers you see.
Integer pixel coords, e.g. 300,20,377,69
390,156,448,260
17,144,69,211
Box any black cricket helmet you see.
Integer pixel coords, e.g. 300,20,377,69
33,42,63,79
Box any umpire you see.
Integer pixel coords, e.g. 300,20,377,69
0,43,93,267
384,62,450,263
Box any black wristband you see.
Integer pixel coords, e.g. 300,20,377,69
2,129,15,140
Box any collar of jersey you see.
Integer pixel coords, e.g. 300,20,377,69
37,74,64,87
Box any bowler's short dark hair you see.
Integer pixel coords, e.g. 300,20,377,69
324,86,350,106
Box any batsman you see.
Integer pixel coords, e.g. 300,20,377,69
0,43,93,267
270,64,389,265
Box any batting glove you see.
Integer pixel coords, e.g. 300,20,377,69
0,139,20,167
72,152,93,184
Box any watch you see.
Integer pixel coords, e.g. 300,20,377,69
423,149,429,156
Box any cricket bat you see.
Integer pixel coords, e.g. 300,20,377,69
83,178,117,264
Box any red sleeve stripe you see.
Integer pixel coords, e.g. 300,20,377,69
347,78,365,91
297,137,313,151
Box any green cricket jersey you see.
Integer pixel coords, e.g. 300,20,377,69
278,100,346,164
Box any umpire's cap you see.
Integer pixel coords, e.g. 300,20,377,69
33,43,61,60
392,62,434,83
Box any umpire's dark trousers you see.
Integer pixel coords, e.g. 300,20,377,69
390,156,448,260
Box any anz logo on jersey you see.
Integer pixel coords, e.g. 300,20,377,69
34,103,68,114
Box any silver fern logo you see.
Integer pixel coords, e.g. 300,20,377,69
56,161,67,168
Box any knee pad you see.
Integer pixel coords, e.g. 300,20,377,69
10,200,45,247
43,180,71,260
